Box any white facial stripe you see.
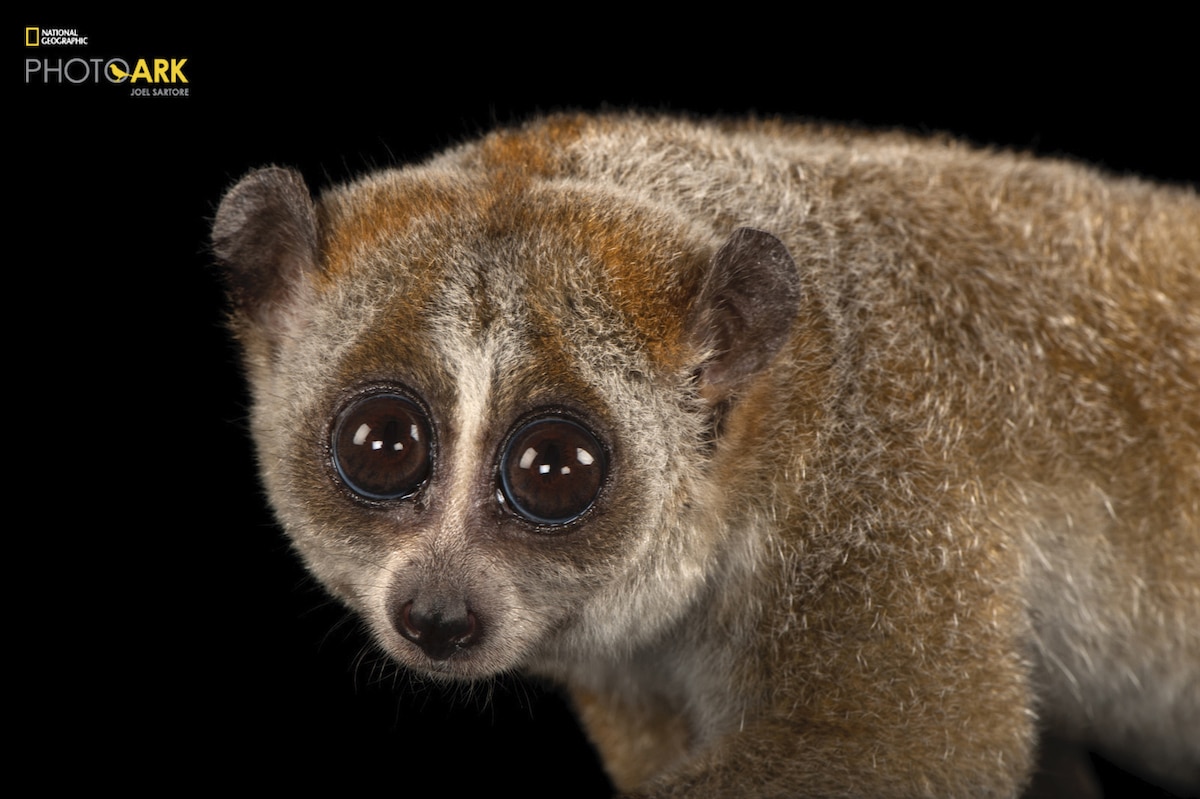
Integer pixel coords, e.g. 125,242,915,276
440,332,499,523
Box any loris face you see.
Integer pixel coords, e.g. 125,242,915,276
214,164,798,682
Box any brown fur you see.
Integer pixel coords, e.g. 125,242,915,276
214,113,1199,797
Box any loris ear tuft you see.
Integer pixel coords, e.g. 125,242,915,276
212,166,319,344
688,227,800,404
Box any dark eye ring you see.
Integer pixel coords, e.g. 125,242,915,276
331,392,432,501
499,416,606,525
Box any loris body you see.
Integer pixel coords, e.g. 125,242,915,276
214,114,1199,797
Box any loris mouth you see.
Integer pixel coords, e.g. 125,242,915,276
387,636,524,682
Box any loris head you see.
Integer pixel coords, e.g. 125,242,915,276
213,161,798,682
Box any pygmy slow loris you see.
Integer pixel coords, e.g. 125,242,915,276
213,113,1199,797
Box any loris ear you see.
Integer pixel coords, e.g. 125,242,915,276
212,166,319,347
688,227,800,404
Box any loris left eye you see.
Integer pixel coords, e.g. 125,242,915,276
500,417,606,525
332,393,432,500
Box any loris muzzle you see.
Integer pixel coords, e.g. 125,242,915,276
214,113,1199,798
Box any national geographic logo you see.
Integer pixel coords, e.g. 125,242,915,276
24,25,190,97
26,27,88,46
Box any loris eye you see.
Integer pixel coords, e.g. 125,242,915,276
332,393,432,500
500,417,606,525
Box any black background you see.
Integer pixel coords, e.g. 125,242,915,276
20,15,1195,795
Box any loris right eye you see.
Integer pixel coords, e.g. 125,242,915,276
500,417,606,525
332,393,432,500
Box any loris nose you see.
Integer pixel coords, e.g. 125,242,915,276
394,597,479,660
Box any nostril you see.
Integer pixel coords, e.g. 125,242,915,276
395,598,480,660
399,600,422,642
